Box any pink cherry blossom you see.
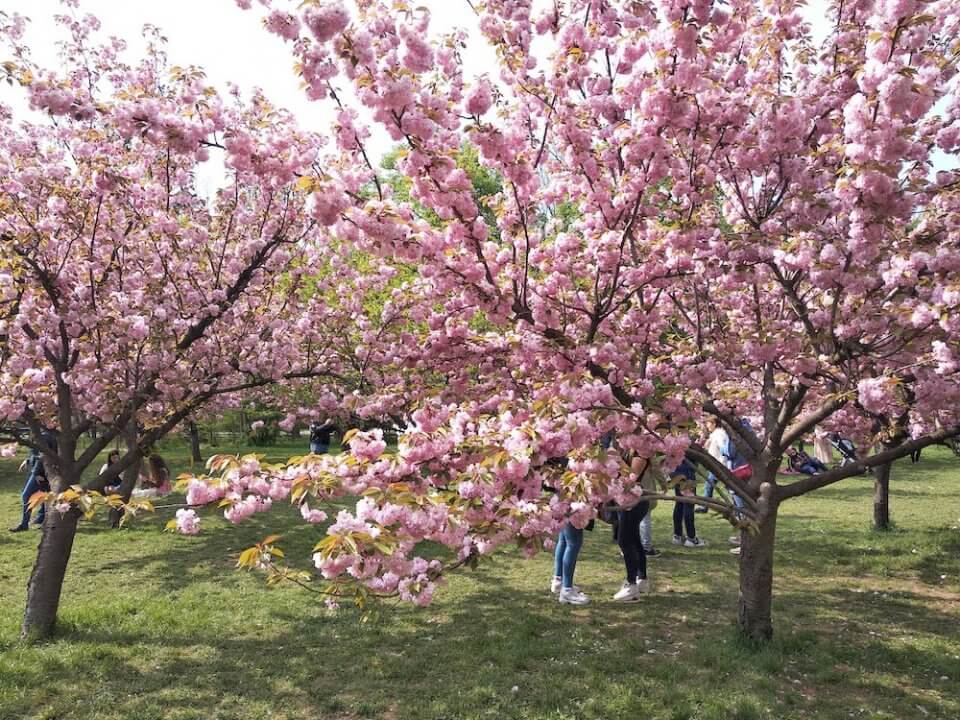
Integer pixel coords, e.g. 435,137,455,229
175,508,202,535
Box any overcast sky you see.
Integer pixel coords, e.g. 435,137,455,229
8,1,938,179
0,0,500,162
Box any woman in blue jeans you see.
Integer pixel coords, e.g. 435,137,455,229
551,523,589,605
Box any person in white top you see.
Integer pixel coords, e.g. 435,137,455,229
697,418,730,512
813,427,833,466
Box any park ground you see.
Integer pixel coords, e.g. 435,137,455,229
0,441,958,720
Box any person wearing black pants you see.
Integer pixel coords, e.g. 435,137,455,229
673,485,696,540
671,458,707,548
613,500,651,601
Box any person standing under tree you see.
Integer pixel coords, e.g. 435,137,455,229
612,456,654,602
671,457,707,547
551,522,590,605
698,417,729,512
309,419,337,454
9,429,57,533
813,428,834,466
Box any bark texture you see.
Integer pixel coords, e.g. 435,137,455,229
21,504,80,641
737,500,779,642
188,420,202,463
873,461,892,531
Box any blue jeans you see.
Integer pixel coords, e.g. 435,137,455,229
801,459,827,474
553,524,584,589
639,510,653,551
310,442,329,454
704,472,745,514
16,470,48,529
704,472,716,498
732,492,746,517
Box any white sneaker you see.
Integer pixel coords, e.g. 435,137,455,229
551,577,581,594
558,587,590,605
729,546,741,555
684,537,707,548
613,581,643,602
672,534,684,545
728,535,742,546
635,578,652,594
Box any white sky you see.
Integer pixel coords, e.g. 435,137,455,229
0,0,494,163
9,1,946,184
0,0,836,132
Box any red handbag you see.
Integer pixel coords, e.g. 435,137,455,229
731,464,753,481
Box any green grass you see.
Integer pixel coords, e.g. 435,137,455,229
1,441,959,720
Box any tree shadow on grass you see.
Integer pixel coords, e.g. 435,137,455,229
916,531,960,586
16,573,956,720
772,524,960,586
6,477,959,719
810,484,943,501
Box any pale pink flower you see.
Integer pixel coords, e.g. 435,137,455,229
175,508,201,535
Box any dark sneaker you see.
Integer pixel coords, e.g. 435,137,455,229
694,506,708,514
9,525,27,533
645,547,662,558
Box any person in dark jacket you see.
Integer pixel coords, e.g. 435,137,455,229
10,429,57,532
309,419,337,454
786,447,828,475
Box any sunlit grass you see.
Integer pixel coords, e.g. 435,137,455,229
1,441,958,719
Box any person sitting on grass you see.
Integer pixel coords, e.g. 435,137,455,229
786,447,828,475
100,450,122,494
133,454,172,498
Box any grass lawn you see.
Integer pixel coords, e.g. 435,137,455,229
1,440,958,720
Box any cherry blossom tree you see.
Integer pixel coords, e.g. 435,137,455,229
0,9,390,639
177,0,960,641
5,0,960,645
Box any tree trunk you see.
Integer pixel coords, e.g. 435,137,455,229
737,499,779,642
21,503,81,641
873,460,891,531
187,420,202,463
